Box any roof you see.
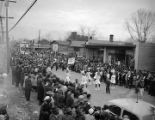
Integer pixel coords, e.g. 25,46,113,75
109,98,155,119
70,41,86,47
51,40,70,46
33,44,50,48
59,51,69,55
57,41,70,46
85,40,136,47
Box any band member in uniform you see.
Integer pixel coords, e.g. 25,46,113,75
66,67,71,83
81,70,88,88
94,70,101,90
86,68,93,85
111,72,116,88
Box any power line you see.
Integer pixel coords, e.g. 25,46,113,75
9,0,37,32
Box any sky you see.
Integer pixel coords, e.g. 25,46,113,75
0,0,155,41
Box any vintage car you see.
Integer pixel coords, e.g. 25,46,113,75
106,98,155,120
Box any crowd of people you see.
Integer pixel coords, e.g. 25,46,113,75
10,48,155,120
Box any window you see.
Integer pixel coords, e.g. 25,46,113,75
74,47,79,52
108,105,121,116
122,110,139,120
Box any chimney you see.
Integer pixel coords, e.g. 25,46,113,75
71,32,77,40
109,34,114,42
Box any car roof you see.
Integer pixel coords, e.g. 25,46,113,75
109,98,155,118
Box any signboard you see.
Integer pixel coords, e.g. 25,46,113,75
53,43,58,52
118,61,120,65
68,57,75,65
20,43,29,54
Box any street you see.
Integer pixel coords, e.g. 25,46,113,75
52,69,155,106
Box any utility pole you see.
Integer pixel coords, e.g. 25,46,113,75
5,0,9,73
38,30,40,48
39,30,40,41
0,16,4,43
0,0,16,73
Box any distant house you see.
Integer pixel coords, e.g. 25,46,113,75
70,40,86,57
57,41,70,55
85,35,136,67
66,32,88,57
38,39,50,45
33,39,50,49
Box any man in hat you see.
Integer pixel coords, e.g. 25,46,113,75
84,108,95,120
105,71,111,94
37,74,45,105
24,74,32,101
16,64,22,88
39,96,52,120
11,63,16,85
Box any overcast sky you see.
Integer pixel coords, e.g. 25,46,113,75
1,0,155,41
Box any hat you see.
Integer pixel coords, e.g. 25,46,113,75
88,68,91,71
34,68,38,72
89,108,94,115
65,107,72,115
79,95,84,99
44,96,50,101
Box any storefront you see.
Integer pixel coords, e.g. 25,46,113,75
85,40,135,67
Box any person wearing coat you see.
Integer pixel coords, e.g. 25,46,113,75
37,75,45,105
11,65,16,85
39,96,52,120
24,74,32,101
16,65,21,87
106,72,111,94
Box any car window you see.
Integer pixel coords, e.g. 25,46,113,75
122,110,139,120
108,105,121,116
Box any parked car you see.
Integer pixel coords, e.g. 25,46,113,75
106,98,155,120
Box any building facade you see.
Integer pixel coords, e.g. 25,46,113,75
135,42,155,72
85,40,135,67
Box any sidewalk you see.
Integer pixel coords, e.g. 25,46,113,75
0,71,40,120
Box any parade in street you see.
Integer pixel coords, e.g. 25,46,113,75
8,48,155,120
0,0,155,120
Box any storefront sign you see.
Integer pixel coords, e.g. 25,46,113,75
53,44,58,52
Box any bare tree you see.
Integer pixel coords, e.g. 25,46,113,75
79,25,97,40
79,25,86,36
87,27,97,40
126,9,155,42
